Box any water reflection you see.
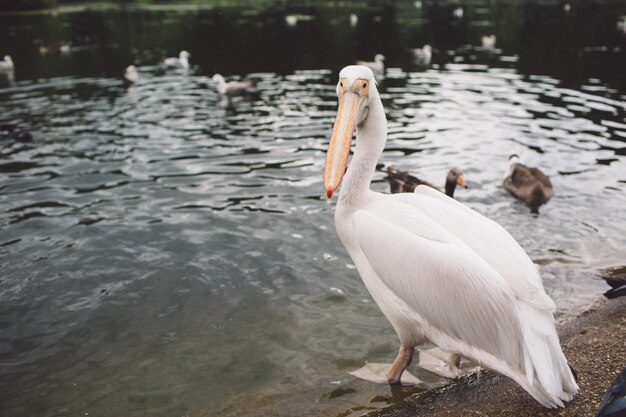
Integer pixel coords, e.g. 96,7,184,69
1,2,626,417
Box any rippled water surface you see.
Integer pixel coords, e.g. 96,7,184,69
1,3,626,417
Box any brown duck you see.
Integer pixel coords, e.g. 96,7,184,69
503,156,553,213
383,165,467,198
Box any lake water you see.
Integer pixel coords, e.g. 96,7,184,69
1,2,626,417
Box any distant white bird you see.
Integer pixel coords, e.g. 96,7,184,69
453,6,464,19
285,15,298,27
356,54,385,74
414,1,422,8
0,55,14,73
563,3,571,13
123,65,139,86
410,44,432,66
481,35,496,50
350,13,358,27
212,74,255,97
323,65,578,407
618,16,626,34
164,50,190,70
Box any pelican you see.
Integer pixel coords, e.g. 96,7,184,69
0,55,14,73
123,65,139,86
163,50,190,70
356,54,385,74
323,65,578,408
409,44,432,66
383,166,467,197
212,74,255,97
503,155,553,213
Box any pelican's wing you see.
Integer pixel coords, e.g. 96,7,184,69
352,202,524,368
396,186,555,310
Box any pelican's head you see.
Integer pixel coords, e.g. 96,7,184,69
324,65,377,199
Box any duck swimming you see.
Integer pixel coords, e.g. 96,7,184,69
503,155,553,213
383,166,467,198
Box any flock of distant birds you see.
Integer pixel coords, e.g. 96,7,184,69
122,50,255,100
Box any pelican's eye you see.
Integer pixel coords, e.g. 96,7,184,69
362,82,367,89
340,81,344,88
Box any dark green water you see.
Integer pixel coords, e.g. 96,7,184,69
1,2,625,417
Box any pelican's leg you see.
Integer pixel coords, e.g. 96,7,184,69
386,346,414,384
418,348,468,379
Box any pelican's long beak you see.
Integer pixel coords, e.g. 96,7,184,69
324,78,369,199
457,175,468,189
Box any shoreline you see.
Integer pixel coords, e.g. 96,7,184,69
367,296,626,417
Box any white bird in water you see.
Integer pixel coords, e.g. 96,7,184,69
123,65,139,86
323,65,578,408
349,13,358,27
481,34,496,50
453,6,464,19
355,54,385,74
0,55,14,73
163,50,190,70
212,74,255,98
409,44,432,66
285,15,298,27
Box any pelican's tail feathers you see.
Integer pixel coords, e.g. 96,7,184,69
519,304,578,407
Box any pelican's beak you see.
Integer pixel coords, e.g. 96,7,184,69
457,175,468,188
324,77,369,199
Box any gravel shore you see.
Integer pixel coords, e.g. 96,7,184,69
367,296,626,417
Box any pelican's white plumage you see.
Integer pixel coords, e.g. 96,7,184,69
324,65,577,408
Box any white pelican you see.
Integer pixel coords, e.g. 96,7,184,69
212,74,255,97
356,54,385,74
409,44,432,66
481,34,496,50
0,55,14,73
503,155,553,214
323,65,578,408
123,65,139,86
384,166,466,197
164,50,190,70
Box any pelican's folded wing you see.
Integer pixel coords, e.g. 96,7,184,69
395,186,555,311
352,204,524,369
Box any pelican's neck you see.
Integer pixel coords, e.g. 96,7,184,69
337,94,387,209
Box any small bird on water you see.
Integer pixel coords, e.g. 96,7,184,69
503,155,553,213
383,165,467,198
163,50,190,70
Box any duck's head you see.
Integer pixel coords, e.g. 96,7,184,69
375,54,385,62
324,65,379,199
446,168,467,190
179,51,190,59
